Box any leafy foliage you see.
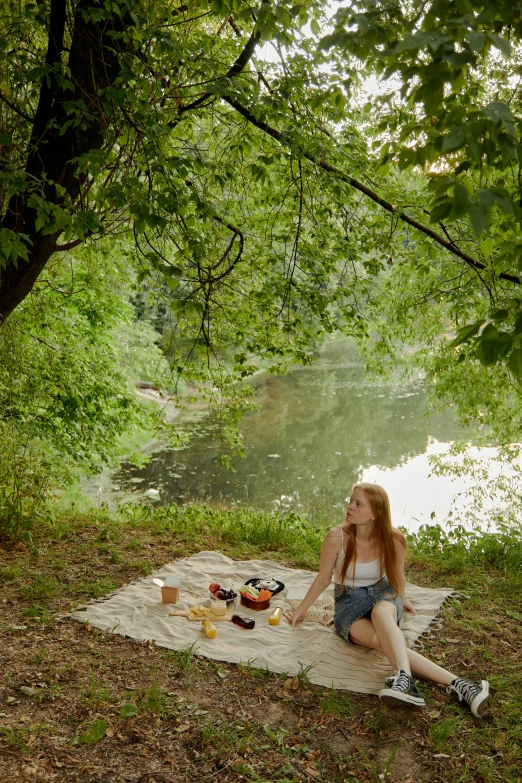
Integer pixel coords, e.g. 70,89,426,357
0,241,167,538
2,0,522,511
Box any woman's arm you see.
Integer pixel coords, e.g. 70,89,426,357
393,530,417,615
286,528,341,627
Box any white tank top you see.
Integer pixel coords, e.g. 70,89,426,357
334,527,383,587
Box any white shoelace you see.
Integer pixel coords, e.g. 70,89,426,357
386,670,410,692
447,678,479,703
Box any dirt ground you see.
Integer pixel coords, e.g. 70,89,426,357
0,520,520,783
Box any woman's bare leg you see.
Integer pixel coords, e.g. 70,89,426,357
349,612,456,685
367,601,410,673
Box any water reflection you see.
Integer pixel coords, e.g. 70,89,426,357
113,339,479,529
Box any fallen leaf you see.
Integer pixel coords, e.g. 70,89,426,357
20,686,39,697
175,723,191,733
79,719,107,745
217,669,229,679
119,703,138,719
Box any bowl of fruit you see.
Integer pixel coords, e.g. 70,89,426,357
209,583,237,606
239,583,272,610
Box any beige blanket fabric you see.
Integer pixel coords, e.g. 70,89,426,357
69,551,453,694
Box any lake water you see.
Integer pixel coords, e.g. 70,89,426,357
98,338,506,532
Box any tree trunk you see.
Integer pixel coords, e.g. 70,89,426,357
0,0,125,322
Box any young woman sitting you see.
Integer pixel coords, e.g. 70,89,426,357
286,482,489,716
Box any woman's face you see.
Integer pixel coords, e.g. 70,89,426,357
345,487,374,526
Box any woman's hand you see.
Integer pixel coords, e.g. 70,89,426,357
284,607,307,627
283,527,339,629
403,598,417,615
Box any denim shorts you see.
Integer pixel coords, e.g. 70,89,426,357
334,578,403,645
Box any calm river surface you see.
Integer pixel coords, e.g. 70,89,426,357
92,338,502,532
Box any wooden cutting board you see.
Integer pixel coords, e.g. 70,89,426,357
169,606,235,622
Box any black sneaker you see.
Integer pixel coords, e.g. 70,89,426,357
378,670,426,707
446,677,489,717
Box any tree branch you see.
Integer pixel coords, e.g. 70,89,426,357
223,96,521,287
0,89,34,123
177,6,263,115
54,238,84,252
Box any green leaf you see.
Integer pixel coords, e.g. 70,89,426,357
466,31,486,53
451,321,483,347
489,308,509,323
451,183,470,218
119,703,138,718
468,205,487,238
514,313,522,335
430,199,452,224
488,34,511,58
416,78,444,115
79,719,107,744
509,348,522,385
442,126,465,153
479,324,512,366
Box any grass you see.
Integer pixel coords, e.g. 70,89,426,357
82,676,113,709
164,641,200,678
0,502,521,782
429,716,466,751
20,575,59,601
320,688,354,717
140,680,165,714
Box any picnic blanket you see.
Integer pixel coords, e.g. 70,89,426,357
69,551,454,694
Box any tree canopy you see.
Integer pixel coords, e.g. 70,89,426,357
2,0,522,462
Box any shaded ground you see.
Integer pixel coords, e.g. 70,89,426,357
1,506,521,783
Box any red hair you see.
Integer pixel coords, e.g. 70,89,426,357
338,483,406,595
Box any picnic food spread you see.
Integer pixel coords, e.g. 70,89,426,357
164,576,286,634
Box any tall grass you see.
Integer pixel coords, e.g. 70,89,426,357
405,520,522,572
46,499,522,576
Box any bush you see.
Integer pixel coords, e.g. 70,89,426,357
0,433,59,541
405,521,522,572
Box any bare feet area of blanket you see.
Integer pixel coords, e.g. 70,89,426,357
0,503,521,783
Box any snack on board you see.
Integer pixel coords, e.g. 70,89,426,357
188,604,215,619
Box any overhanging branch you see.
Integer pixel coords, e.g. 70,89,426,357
178,4,264,115
223,95,521,287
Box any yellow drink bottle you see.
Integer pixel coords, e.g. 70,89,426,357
202,620,217,638
268,607,283,626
